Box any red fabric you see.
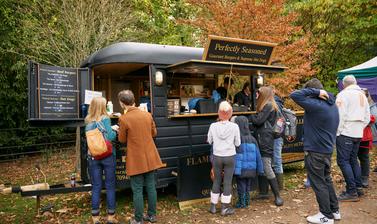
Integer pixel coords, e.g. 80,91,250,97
361,115,376,142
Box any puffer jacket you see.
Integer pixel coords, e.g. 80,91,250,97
233,116,264,178
249,102,276,157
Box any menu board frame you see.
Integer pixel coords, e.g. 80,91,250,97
28,61,90,122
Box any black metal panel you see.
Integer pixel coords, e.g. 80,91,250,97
153,86,167,97
154,117,188,127
191,124,210,135
153,96,167,107
189,117,217,125
191,144,211,154
155,136,190,148
191,134,207,145
79,68,91,116
157,167,177,178
157,126,189,137
28,61,38,119
153,106,167,117
161,157,179,167
157,145,191,157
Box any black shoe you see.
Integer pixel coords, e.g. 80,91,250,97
337,191,359,202
129,218,143,224
268,178,284,206
357,188,364,197
143,214,157,223
361,176,369,188
221,203,235,216
209,203,216,214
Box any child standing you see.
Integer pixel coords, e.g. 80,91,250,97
208,101,241,216
232,116,264,208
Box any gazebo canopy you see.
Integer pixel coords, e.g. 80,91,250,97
338,56,377,79
337,56,377,102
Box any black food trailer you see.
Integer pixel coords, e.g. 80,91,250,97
27,36,304,209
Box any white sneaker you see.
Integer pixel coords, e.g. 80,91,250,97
307,212,334,224
332,210,341,220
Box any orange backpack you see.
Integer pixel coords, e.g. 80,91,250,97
86,121,112,160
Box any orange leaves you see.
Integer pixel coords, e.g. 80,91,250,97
184,0,316,96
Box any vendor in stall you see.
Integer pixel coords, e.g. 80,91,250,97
216,76,234,101
233,82,252,109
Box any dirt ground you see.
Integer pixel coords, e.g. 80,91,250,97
1,149,377,223
162,174,377,224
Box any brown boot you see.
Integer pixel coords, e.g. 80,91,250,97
107,214,119,224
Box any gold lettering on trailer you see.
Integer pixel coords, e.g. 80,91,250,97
186,155,210,166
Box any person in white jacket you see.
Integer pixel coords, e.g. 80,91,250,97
336,75,370,202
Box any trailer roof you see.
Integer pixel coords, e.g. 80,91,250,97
80,42,204,68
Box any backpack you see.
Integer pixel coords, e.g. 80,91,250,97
281,108,297,138
271,109,286,138
86,121,113,160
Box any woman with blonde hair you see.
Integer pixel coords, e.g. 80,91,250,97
250,86,283,206
85,96,118,224
208,101,241,216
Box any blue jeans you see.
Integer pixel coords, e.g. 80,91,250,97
89,155,116,215
336,135,362,194
273,137,284,174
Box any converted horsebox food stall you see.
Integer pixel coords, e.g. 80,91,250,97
27,36,304,208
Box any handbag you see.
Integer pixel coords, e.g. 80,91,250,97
86,121,113,160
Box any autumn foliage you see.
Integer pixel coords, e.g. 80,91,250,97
185,0,316,96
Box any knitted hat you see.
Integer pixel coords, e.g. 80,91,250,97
218,101,233,121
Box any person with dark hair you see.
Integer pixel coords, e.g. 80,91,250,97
232,115,264,208
117,90,164,224
336,75,370,202
234,82,252,109
249,86,283,206
290,78,340,224
216,76,234,101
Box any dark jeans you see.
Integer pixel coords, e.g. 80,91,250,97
88,155,116,215
236,177,252,194
336,135,362,194
358,146,370,177
305,151,338,219
212,155,235,196
130,171,157,222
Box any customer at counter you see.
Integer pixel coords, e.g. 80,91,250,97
117,90,164,224
249,86,284,206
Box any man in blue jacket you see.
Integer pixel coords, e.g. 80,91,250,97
290,78,340,224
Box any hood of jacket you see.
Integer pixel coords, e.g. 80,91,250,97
234,116,251,136
214,121,235,140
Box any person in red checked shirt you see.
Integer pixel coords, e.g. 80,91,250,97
358,89,376,188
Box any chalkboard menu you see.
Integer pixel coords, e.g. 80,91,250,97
202,35,277,65
37,64,80,118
